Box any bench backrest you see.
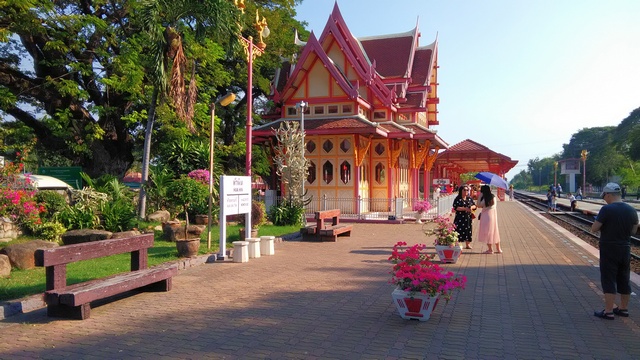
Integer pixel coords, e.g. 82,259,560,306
35,234,155,291
315,209,341,228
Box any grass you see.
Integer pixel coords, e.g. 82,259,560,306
0,223,301,302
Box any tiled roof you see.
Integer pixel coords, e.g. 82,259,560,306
411,48,432,86
360,33,414,78
446,139,491,152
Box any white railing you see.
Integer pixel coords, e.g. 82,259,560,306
259,191,456,221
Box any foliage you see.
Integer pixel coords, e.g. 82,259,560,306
239,200,267,229
101,199,137,233
166,176,209,220
423,215,459,246
145,165,175,212
188,169,210,184
56,205,101,230
268,200,305,226
389,242,466,300
34,191,68,222
0,162,43,229
273,121,308,206
413,200,432,213
27,221,67,242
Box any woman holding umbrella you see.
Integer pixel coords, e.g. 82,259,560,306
453,185,477,249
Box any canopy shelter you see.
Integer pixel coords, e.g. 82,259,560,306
433,139,518,186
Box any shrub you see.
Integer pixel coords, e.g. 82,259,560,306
268,200,304,226
56,205,101,230
101,199,136,232
239,200,267,229
166,176,209,220
35,190,68,221
28,221,66,242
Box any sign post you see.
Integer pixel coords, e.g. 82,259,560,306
219,175,252,260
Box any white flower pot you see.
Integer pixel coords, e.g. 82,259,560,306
435,245,462,263
391,288,440,321
415,212,424,224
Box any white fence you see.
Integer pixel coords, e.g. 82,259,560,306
260,191,456,221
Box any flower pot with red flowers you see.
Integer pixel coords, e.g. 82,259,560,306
423,215,462,263
389,241,466,321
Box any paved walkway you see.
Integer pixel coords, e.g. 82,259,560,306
1,201,639,359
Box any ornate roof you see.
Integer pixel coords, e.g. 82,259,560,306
435,139,518,175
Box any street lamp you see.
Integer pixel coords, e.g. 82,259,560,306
296,101,308,223
581,150,588,198
553,161,558,190
207,93,236,250
239,10,270,177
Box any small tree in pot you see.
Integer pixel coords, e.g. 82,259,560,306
166,176,208,256
239,200,267,239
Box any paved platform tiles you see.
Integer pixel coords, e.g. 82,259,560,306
1,201,639,359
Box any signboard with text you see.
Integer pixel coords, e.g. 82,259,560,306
219,175,252,259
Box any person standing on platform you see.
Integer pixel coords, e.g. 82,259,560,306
453,185,477,249
592,183,639,320
568,192,577,211
556,183,563,198
477,185,502,254
546,190,554,212
576,186,583,200
508,184,514,201
551,192,558,211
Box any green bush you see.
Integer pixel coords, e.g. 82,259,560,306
268,201,304,226
30,221,66,242
35,190,68,221
101,199,136,232
56,205,100,230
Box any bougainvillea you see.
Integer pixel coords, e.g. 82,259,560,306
389,241,466,300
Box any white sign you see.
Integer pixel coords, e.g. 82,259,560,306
219,175,252,260
433,178,450,185
222,176,251,215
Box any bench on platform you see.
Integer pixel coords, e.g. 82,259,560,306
301,209,353,242
34,234,177,320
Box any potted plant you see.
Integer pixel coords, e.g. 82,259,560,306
424,215,462,263
239,200,266,239
389,241,466,321
166,176,208,257
413,199,432,224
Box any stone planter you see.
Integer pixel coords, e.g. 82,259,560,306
415,212,424,224
435,244,462,264
176,238,200,257
194,215,208,225
391,288,440,321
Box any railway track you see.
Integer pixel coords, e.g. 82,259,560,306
514,192,640,274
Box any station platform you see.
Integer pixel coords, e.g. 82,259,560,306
1,201,639,359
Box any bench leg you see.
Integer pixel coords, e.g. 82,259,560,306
141,278,173,292
47,303,91,320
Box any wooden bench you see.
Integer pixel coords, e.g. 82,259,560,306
301,209,353,242
34,234,178,320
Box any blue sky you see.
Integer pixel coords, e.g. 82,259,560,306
294,0,640,180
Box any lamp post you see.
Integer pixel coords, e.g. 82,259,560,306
239,10,270,177
208,93,236,250
581,150,588,198
296,101,308,223
553,161,558,190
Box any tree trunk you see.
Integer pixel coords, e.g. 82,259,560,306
138,88,159,220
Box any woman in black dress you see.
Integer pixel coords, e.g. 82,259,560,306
453,185,477,249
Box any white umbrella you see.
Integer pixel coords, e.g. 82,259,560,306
474,172,509,190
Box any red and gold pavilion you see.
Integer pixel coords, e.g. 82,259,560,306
252,4,446,209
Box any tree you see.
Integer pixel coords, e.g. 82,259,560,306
273,120,307,205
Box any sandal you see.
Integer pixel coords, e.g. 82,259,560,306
613,307,629,317
594,310,615,320
482,250,493,254
495,250,503,254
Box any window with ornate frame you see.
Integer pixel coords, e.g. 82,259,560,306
323,161,333,184
340,161,351,184
375,162,385,184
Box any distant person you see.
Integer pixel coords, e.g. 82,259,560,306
576,186,583,200
551,192,558,211
621,185,627,200
546,190,553,212
568,192,577,211
508,184,514,201
433,185,441,201
592,183,639,320
477,185,502,254
453,185,476,249
556,183,563,198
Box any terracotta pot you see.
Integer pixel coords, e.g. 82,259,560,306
176,238,200,257
239,228,259,239
194,214,208,225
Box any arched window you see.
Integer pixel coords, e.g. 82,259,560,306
340,161,351,184
307,161,316,184
323,161,333,184
375,162,385,184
